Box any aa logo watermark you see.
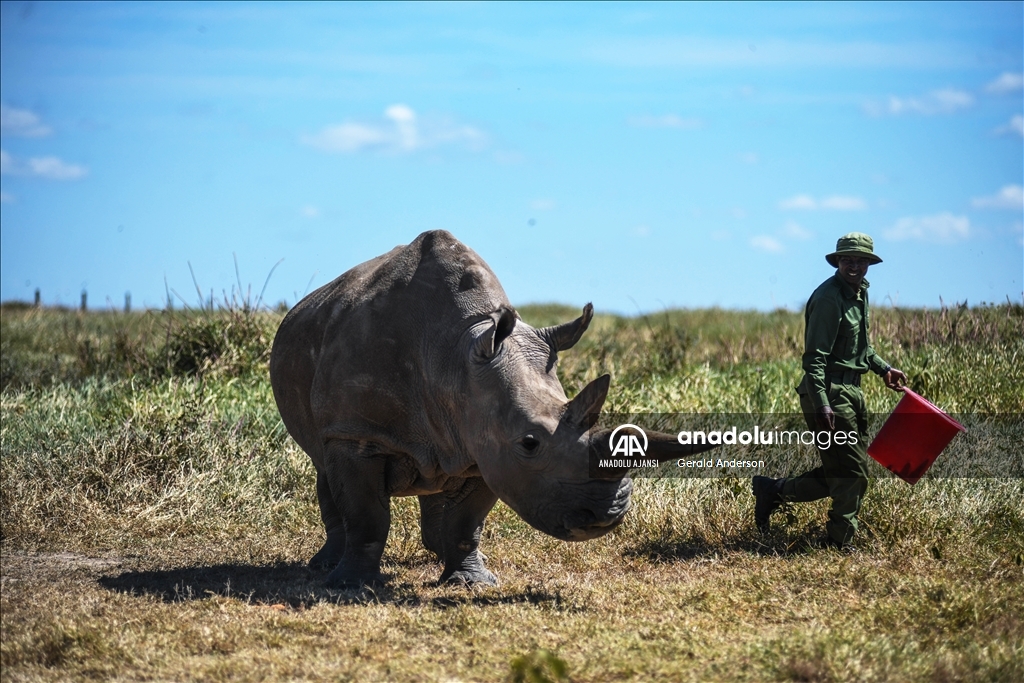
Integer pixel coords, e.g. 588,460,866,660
609,424,648,457
596,424,658,469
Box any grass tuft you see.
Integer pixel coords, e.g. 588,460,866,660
508,647,570,682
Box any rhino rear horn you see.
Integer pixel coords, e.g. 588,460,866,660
563,373,610,430
541,303,594,351
473,307,518,360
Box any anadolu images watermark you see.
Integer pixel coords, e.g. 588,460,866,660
587,413,1023,480
674,425,858,450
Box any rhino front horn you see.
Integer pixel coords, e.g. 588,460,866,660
563,373,610,430
541,303,594,351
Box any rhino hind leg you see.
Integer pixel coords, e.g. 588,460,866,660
321,442,391,588
418,493,446,559
309,470,346,569
436,478,499,587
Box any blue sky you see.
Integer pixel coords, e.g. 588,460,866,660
1,1,1021,313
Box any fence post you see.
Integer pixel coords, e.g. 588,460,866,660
124,291,131,313
80,290,87,312
34,288,40,307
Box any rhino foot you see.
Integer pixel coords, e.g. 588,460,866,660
438,548,497,587
309,534,345,569
440,566,498,587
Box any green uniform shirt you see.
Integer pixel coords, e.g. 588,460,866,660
801,273,890,409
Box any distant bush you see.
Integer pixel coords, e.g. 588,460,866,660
0,305,282,390
162,308,275,378
3,301,1022,412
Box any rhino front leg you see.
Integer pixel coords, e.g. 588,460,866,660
321,440,391,588
309,470,346,569
438,477,499,587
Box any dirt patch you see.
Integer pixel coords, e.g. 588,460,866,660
1,551,126,586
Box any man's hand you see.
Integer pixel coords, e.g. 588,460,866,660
883,368,907,390
815,405,835,432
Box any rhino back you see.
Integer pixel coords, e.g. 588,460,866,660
270,230,510,474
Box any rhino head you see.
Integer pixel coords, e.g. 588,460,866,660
456,303,683,541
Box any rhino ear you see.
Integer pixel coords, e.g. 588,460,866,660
473,307,518,361
563,374,610,430
541,303,593,352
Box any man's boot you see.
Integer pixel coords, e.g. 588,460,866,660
752,476,785,533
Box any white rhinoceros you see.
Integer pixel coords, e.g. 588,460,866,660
270,230,706,587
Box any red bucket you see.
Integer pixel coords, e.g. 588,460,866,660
868,387,966,484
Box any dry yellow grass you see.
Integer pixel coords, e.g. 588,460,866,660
2,303,1022,681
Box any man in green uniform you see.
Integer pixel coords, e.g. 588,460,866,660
753,232,907,548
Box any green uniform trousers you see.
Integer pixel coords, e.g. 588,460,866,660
782,382,870,545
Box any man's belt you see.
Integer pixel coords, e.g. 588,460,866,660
827,370,862,387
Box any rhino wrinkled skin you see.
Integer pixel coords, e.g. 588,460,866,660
270,230,706,587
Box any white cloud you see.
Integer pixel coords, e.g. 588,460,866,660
779,194,866,211
0,149,87,179
782,220,813,240
779,194,817,210
971,185,1024,211
302,104,486,154
750,235,784,253
26,156,88,179
0,104,52,138
530,199,556,211
820,195,867,211
307,122,388,153
867,88,974,116
628,114,703,129
885,213,970,243
730,208,747,219
300,205,320,218
994,115,1023,138
0,191,14,203
737,152,759,165
930,89,974,110
984,72,1024,95
633,225,651,237
385,104,418,151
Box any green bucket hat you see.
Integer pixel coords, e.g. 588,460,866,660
826,232,883,267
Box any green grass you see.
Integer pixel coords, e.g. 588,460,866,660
1,301,1022,681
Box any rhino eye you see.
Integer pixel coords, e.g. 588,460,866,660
521,434,540,452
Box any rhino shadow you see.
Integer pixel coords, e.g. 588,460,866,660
98,562,418,608
98,562,578,610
